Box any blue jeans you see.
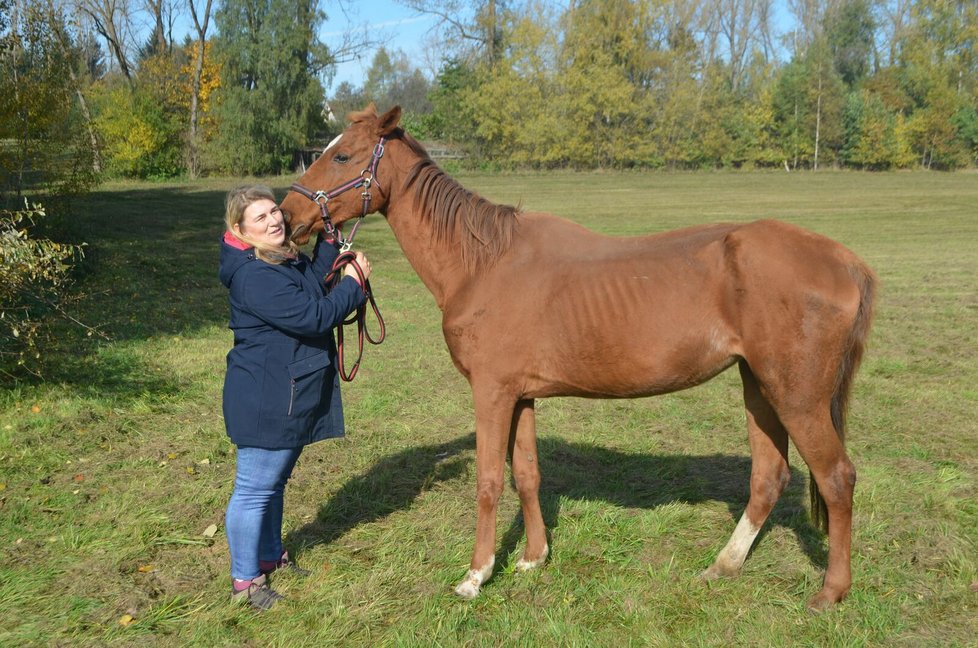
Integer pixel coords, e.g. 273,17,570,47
225,445,303,581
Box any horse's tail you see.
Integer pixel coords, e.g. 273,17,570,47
810,260,877,533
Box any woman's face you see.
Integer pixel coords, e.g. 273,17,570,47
236,199,287,247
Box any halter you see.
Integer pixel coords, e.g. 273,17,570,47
289,136,386,251
289,135,388,381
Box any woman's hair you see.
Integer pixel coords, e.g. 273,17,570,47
224,185,299,264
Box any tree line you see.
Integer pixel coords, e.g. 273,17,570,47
2,0,977,191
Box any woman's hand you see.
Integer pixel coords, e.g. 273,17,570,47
344,251,372,285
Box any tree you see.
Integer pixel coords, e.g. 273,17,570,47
186,0,212,177
842,90,904,168
823,0,875,87
0,0,98,198
426,58,480,148
141,0,176,57
710,0,776,93
46,0,103,173
770,44,845,170
75,0,136,83
210,0,332,175
397,0,508,66
360,47,432,115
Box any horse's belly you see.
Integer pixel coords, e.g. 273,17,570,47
521,308,741,399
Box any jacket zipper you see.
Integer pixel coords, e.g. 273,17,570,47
288,379,296,416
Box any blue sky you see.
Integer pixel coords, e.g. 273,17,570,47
320,2,439,90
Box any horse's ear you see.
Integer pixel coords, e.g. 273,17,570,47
376,105,402,136
349,102,379,124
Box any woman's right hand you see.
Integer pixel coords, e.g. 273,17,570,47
344,251,372,284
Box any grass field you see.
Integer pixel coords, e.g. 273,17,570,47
1,170,976,646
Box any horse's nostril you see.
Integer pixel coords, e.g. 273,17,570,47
290,223,308,242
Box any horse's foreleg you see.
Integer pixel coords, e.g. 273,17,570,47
703,362,790,580
454,385,515,599
508,399,548,572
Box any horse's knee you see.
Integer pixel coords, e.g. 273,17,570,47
512,465,540,495
476,476,504,509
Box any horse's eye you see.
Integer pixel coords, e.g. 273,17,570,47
333,153,350,164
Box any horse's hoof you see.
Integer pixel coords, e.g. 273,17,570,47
454,559,493,599
806,592,838,613
700,564,736,582
515,544,549,572
515,556,545,572
454,579,481,599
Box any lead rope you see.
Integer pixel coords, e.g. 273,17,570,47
324,251,386,382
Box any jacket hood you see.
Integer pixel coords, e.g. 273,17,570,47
219,234,254,288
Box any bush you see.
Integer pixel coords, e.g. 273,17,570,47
0,201,86,377
93,83,183,179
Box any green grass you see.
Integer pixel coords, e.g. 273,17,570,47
1,170,976,646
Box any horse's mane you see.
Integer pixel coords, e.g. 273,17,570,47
397,129,521,272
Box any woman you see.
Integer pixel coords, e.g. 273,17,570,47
218,185,371,610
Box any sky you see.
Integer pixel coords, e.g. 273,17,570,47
163,1,800,94
319,2,441,91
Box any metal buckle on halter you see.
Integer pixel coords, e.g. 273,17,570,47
372,142,385,159
313,190,329,204
339,239,352,253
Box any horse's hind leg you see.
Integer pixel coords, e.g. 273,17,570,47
508,399,548,571
776,407,855,611
703,361,790,580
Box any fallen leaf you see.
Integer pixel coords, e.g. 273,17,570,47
186,466,195,475
202,523,218,538
73,474,85,482
137,564,155,573
0,483,6,491
197,458,210,465
118,614,135,627
167,452,176,460
31,405,41,413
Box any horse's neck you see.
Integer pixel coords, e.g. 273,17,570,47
384,197,466,311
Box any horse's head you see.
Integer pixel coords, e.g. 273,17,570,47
282,103,403,244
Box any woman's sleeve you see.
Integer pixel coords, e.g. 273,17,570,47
310,233,340,283
241,265,366,337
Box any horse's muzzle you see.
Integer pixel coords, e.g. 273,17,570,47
289,222,311,244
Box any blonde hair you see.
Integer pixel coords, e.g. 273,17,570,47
224,185,299,264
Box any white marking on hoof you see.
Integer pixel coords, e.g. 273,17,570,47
515,543,549,572
454,557,494,599
703,513,761,580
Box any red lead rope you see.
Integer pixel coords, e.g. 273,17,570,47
324,251,386,381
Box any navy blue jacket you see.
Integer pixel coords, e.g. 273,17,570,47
219,234,366,448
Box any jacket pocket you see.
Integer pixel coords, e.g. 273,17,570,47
286,351,331,418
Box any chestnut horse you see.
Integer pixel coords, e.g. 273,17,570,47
281,105,876,611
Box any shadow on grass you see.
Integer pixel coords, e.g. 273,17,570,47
7,184,292,398
289,433,826,577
